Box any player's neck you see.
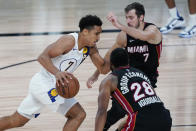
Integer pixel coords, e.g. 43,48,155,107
78,33,85,51
138,21,144,30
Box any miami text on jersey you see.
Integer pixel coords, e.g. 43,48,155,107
127,45,148,53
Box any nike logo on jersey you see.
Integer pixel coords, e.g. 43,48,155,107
72,48,77,51
129,39,135,43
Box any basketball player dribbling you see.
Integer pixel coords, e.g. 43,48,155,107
0,15,106,131
87,2,162,130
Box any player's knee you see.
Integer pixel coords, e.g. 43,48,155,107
10,112,29,128
65,103,86,122
76,110,86,122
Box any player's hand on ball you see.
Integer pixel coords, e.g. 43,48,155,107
55,71,72,86
56,74,80,98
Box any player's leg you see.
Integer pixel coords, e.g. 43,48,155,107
160,0,185,34
63,102,86,131
0,73,45,130
188,0,196,14
46,98,86,131
32,72,85,130
165,0,176,8
103,100,126,131
0,111,29,130
0,93,42,130
179,0,196,38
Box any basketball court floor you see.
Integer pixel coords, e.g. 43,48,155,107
0,0,196,130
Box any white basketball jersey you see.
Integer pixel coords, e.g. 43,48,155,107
39,33,89,80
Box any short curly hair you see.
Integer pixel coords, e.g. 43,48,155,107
79,15,102,32
110,48,129,68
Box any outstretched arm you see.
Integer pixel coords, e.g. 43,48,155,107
87,31,126,88
89,46,108,74
107,12,162,44
95,76,112,131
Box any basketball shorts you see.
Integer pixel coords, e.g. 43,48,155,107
122,105,172,131
17,72,77,119
104,99,126,130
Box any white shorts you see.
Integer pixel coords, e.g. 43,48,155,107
17,72,77,119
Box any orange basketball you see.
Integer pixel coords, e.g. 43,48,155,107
56,74,80,98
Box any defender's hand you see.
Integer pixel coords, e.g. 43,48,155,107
86,75,98,88
107,12,122,29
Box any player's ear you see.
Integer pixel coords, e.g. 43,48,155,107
83,29,89,36
139,15,144,22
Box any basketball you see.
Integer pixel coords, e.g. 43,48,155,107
56,74,80,98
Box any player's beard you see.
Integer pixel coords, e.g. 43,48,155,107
135,19,140,29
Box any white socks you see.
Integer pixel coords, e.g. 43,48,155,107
169,7,179,18
188,14,196,26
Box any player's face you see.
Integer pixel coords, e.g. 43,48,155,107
85,26,102,47
125,9,143,29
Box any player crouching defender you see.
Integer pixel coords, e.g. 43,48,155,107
95,48,172,131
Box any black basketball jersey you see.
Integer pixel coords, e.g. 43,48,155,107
111,66,163,114
125,22,162,88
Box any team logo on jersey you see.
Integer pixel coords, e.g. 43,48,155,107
48,88,58,103
79,46,89,65
83,47,89,56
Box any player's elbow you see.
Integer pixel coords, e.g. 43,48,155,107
140,32,157,42
98,61,110,74
98,66,110,74
37,54,47,64
139,35,150,41
37,54,43,63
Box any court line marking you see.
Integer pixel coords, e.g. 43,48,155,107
1,43,196,71
0,29,120,37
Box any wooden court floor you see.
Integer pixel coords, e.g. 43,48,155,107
0,0,196,131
